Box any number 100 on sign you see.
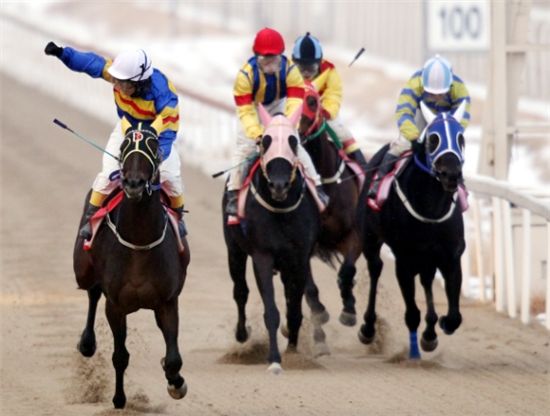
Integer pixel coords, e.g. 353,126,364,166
427,0,490,51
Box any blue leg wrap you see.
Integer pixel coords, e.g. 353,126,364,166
409,331,421,360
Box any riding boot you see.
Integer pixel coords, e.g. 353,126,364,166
367,153,399,199
316,185,330,207
348,149,368,171
173,207,188,238
225,190,239,215
79,203,100,240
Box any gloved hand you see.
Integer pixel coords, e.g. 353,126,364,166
44,41,63,57
411,139,424,154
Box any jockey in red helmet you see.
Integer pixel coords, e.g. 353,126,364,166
226,28,328,216
44,42,187,238
292,32,368,171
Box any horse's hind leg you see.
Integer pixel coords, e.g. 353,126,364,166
155,299,187,400
304,267,329,325
358,239,383,344
105,301,129,409
338,233,362,326
228,245,250,342
78,284,102,357
419,268,439,352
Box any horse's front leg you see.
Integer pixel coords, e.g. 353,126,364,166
338,237,362,326
281,264,307,351
439,260,463,335
228,244,250,343
358,235,383,344
395,259,421,360
105,300,129,409
155,299,187,400
252,253,281,374
419,268,439,352
77,283,102,357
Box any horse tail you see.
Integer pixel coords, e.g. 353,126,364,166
314,245,340,269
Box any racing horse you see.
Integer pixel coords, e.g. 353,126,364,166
73,121,190,408
357,101,467,359
299,82,364,327
223,105,320,373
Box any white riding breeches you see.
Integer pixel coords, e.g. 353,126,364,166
389,109,427,156
327,115,353,142
91,121,184,198
227,100,322,191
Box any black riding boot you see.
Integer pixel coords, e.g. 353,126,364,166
225,190,238,215
316,185,330,207
79,203,100,240
173,207,188,238
349,149,368,171
367,153,399,199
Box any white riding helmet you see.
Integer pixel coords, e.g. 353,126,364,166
421,54,452,94
108,49,153,81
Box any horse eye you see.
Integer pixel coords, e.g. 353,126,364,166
288,135,298,152
262,135,272,151
428,134,440,154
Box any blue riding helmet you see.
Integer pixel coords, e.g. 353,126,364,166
422,54,453,95
292,32,322,65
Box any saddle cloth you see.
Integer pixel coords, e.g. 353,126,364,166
83,189,184,253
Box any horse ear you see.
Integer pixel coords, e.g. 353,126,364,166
258,104,272,126
120,116,132,134
452,100,467,124
420,101,436,126
288,103,303,127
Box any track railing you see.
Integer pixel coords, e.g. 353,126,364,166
463,174,550,329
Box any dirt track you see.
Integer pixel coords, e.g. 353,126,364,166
1,74,549,416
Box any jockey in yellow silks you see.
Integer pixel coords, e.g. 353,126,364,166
44,42,186,238
291,32,368,171
367,54,471,198
226,27,328,216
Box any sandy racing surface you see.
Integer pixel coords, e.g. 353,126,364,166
1,74,549,415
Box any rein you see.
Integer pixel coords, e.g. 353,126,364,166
250,180,307,214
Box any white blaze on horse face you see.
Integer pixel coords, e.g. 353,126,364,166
262,115,298,166
420,101,437,126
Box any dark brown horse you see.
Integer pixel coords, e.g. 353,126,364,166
299,83,364,328
73,122,190,408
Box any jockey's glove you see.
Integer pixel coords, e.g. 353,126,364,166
45,41,63,57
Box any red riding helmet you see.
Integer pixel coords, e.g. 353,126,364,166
253,28,285,55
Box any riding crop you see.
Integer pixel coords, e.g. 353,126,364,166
53,118,120,161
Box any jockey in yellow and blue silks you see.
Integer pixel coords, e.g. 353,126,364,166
368,54,471,198
44,42,186,238
226,27,328,216
292,32,368,171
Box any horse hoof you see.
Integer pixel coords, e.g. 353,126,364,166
311,310,330,325
420,336,438,352
77,340,96,358
439,317,455,335
358,326,375,345
267,362,283,375
313,342,331,358
168,381,188,400
280,324,289,339
236,325,251,343
112,394,126,409
339,311,357,327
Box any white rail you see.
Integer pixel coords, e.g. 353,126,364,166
464,174,550,329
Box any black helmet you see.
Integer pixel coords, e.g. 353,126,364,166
292,32,322,65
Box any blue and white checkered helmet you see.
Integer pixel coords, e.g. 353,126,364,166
421,55,452,94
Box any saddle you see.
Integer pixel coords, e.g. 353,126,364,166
83,188,185,253
366,152,469,213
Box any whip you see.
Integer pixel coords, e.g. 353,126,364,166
348,47,365,67
53,118,120,161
